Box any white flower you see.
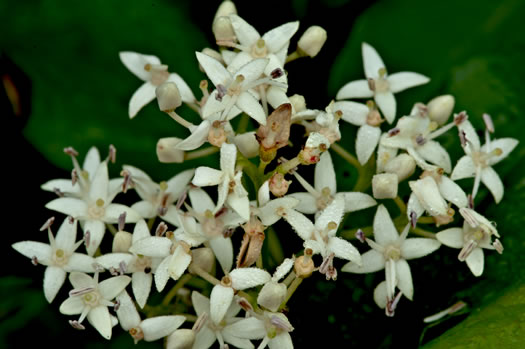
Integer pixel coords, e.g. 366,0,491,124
336,43,430,123
196,52,270,125
115,291,185,343
45,160,141,255
119,51,196,118
192,143,251,220
96,220,162,308
12,217,95,303
342,205,441,306
436,208,501,276
380,113,455,172
59,271,131,339
334,100,383,164
451,119,518,203
284,195,362,280
288,151,376,214
122,165,194,225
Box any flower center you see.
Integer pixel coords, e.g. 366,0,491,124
374,68,390,93
251,38,268,58
144,63,169,86
82,290,100,307
471,148,502,168
88,199,106,219
129,327,144,342
133,255,152,273
227,74,245,96
315,187,333,210
384,245,401,261
53,248,69,266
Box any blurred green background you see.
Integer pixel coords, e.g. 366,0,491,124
2,0,525,348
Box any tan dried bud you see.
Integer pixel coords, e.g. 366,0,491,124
257,282,287,312
189,247,215,275
269,172,291,197
236,230,265,268
167,329,195,349
289,94,306,113
427,95,455,126
297,26,327,58
372,173,398,199
112,231,132,253
256,103,292,151
156,82,182,112
208,123,227,147
384,154,416,182
156,137,185,163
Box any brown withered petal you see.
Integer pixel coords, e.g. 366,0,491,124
256,103,292,151
236,231,265,268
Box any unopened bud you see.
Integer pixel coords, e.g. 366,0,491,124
427,95,455,125
289,94,306,113
201,48,223,63
213,16,235,44
214,1,237,20
372,173,398,199
269,173,291,197
156,137,185,163
112,231,132,253
297,26,327,58
167,329,195,349
189,247,215,275
383,154,416,182
233,132,259,158
156,82,182,112
257,281,287,312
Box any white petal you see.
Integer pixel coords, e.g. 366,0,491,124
237,92,266,125
401,238,441,260
59,296,85,315
481,167,504,203
192,167,224,187
116,291,141,330
285,193,317,214
328,237,361,264
210,236,234,273
175,120,211,151
132,271,152,309
41,179,77,196
84,220,106,256
45,198,87,218
341,192,377,213
235,58,268,84
166,169,195,201
333,101,369,126
132,219,152,244
130,237,172,257
388,72,430,93
43,266,66,303
259,197,300,226
168,246,192,280
362,42,385,80
227,51,253,74
373,205,399,246
418,140,452,173
342,250,385,273
230,268,271,290
104,204,141,223
220,143,237,174
234,131,259,158
154,257,171,292
436,228,464,249
258,181,270,207
482,138,519,166
229,14,260,47
191,291,210,317
210,284,234,325
315,152,337,194
314,195,345,232
409,177,448,216
69,271,94,289
465,247,484,277
439,176,468,208
98,275,131,300
227,192,250,221
273,258,295,281
356,124,381,164
406,192,425,219
451,155,476,180
223,317,266,339
266,86,290,110
196,52,231,87
193,326,216,349
66,253,96,273
54,218,78,252
458,120,480,151
119,51,160,81
395,259,413,300
373,281,388,309
87,305,113,339
12,241,52,265
129,82,156,119
83,147,101,177
188,187,216,214
142,315,186,341
95,253,134,270
335,80,374,100
374,91,396,124
167,73,196,103
269,333,293,349
283,209,314,240
262,21,299,53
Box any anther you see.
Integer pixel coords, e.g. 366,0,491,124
69,320,85,330
270,68,284,79
114,299,121,311
119,261,127,274
31,256,39,266
71,169,78,186
40,217,55,231
355,229,365,243
108,144,116,163
109,267,120,276
415,134,426,146
69,287,95,297
270,315,294,332
237,297,253,312
388,128,400,137
216,84,227,101
68,216,75,224
155,222,168,237
176,189,188,210
118,212,126,232
493,239,504,254
84,230,91,247
192,312,208,333
367,78,376,91
64,147,79,157
53,188,64,197
483,113,494,133
121,170,133,193
454,111,467,125
467,194,474,209
410,211,417,228
459,130,467,147
386,291,402,317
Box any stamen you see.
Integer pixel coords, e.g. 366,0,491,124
493,239,504,254
108,144,116,163
31,256,39,266
237,297,254,312
155,222,168,237
483,113,494,133
216,84,227,101
71,169,78,186
459,208,478,228
119,261,127,274
355,229,365,243
118,212,126,232
467,194,474,209
367,78,375,91
270,315,294,332
40,217,55,231
84,230,91,248
121,170,133,193
319,253,337,280
270,68,284,79
415,134,426,146
64,147,79,157
385,291,402,317
69,320,85,330
176,189,188,210
454,111,467,125
459,130,467,147
53,188,64,197
388,128,400,137
458,239,477,261
192,312,208,333
114,299,121,311
109,267,120,276
68,216,75,224
410,211,417,228
423,301,467,323
69,287,95,297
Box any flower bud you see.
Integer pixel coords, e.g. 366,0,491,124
167,329,195,349
189,247,215,275
383,154,416,182
156,137,185,163
156,82,182,112
269,173,291,197
213,16,235,44
372,173,398,199
427,95,455,126
256,104,292,162
257,281,287,312
297,26,327,58
214,1,237,20
234,132,259,158
289,94,306,113
112,230,132,253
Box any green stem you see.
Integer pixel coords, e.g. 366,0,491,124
236,113,250,134
279,277,303,310
393,196,407,215
191,264,220,286
147,217,156,230
266,227,284,266
417,216,435,224
185,147,219,161
331,143,360,168
106,223,117,236
162,274,192,306
410,226,436,239
285,50,302,63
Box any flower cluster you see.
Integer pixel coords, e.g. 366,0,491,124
14,1,518,348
